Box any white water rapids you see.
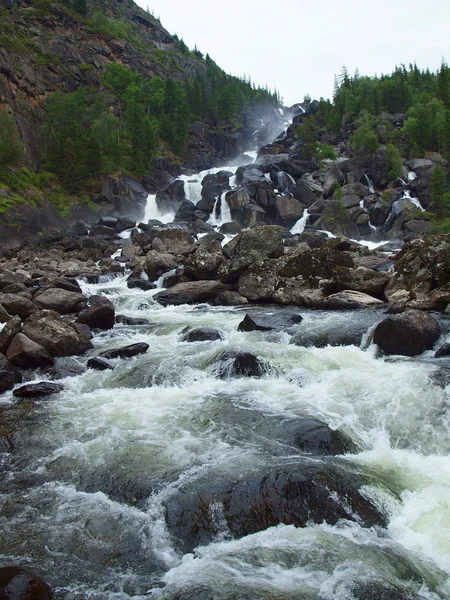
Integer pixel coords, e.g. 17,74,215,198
1,152,448,599
1,273,450,599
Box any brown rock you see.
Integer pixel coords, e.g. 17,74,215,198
23,310,92,357
77,295,115,330
7,333,54,368
34,288,87,314
0,294,35,319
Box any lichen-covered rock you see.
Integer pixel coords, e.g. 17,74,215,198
385,235,450,309
23,310,92,357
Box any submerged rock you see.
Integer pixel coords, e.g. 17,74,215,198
87,357,114,371
99,342,149,359
182,327,223,342
238,311,303,332
0,566,53,600
165,461,389,554
213,350,267,378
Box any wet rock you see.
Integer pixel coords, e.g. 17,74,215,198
34,288,86,314
373,310,441,356
13,382,64,398
7,333,55,368
291,311,382,348
143,251,178,281
126,279,157,291
155,180,185,213
316,291,384,310
154,281,232,306
23,310,92,357
289,419,356,455
0,315,21,355
165,461,388,554
0,354,22,394
435,342,450,358
275,196,304,224
115,315,151,326
0,566,53,600
87,357,114,370
99,342,149,359
77,295,115,330
351,581,426,600
182,327,223,342
0,294,35,319
238,311,303,332
214,350,266,378
43,357,86,379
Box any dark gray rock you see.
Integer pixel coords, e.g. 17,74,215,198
214,350,266,378
0,566,53,600
238,311,303,332
99,342,149,360
373,310,441,356
182,327,223,342
13,382,64,398
77,295,115,330
87,357,114,371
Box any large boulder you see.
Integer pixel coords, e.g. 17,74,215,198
23,310,92,357
373,310,441,356
0,294,35,320
275,196,304,224
183,241,224,280
385,235,450,309
0,566,53,600
154,281,232,306
223,225,285,260
316,290,384,310
143,251,178,281
165,461,388,554
237,258,286,302
7,333,55,368
34,288,86,314
151,227,195,255
77,296,115,330
369,147,390,188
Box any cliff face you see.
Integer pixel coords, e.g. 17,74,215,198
0,0,207,169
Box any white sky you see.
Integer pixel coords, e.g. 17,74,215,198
134,0,449,107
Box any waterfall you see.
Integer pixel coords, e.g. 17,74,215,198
291,209,309,234
364,174,375,194
402,189,425,211
208,192,232,227
143,193,176,224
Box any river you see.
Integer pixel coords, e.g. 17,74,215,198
1,153,450,599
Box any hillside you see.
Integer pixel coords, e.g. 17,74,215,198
0,0,280,241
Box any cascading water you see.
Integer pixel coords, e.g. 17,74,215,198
290,208,309,234
208,192,232,228
1,274,450,599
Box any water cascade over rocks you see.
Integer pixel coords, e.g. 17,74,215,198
2,115,450,600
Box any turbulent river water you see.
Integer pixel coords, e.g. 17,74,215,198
1,155,450,599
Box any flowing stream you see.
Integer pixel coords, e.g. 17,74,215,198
1,274,450,599
1,154,450,600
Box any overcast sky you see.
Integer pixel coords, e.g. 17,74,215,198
134,0,449,107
